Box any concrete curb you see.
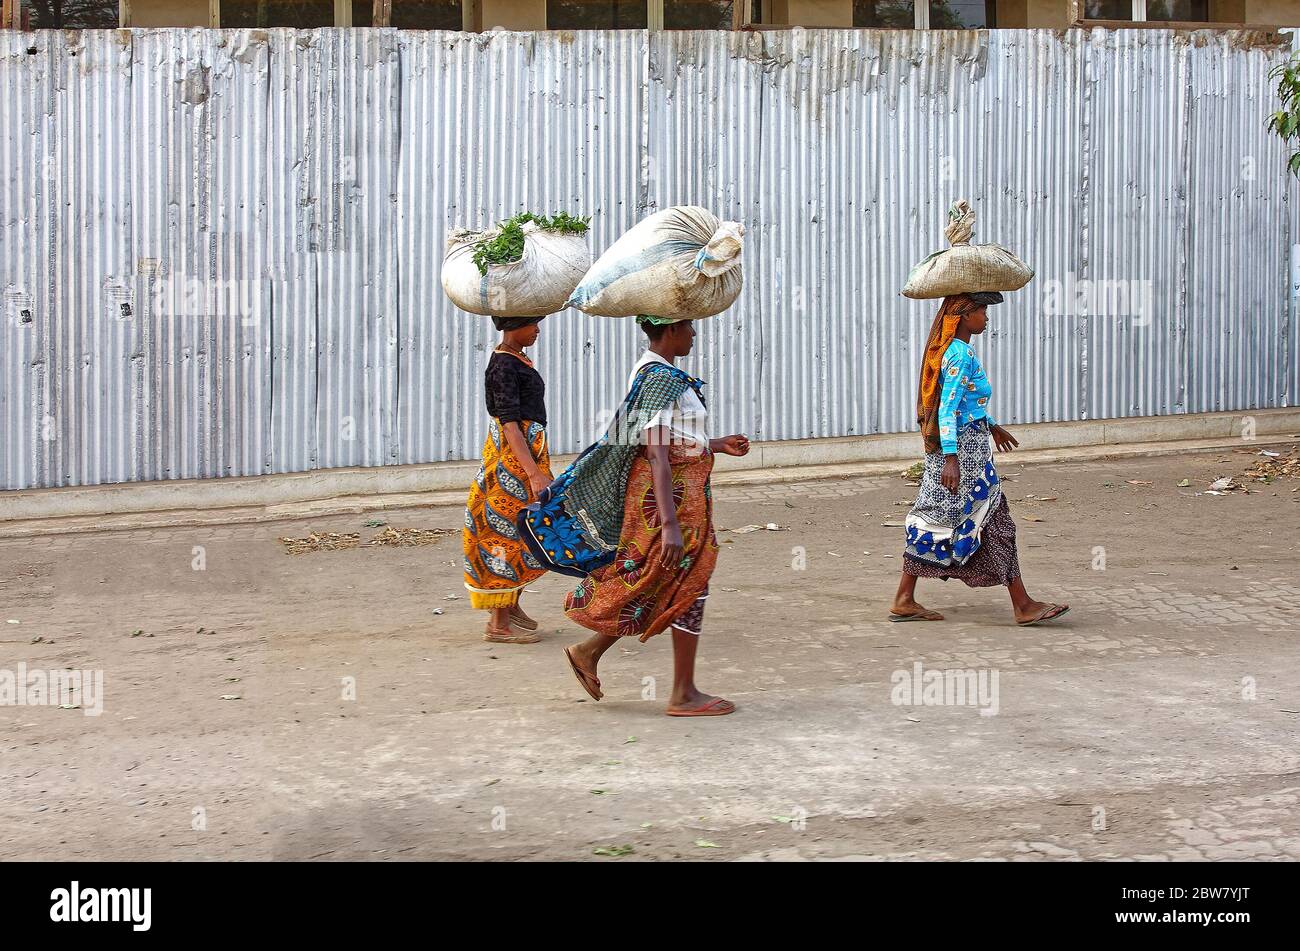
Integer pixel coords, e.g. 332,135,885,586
1,408,1296,537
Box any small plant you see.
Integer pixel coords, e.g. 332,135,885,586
472,212,591,275
1267,58,1300,175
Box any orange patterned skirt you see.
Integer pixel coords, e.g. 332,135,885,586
462,418,553,610
564,445,718,641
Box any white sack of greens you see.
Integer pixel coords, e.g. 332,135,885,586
442,212,591,317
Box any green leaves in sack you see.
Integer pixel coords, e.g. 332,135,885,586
1268,59,1300,176
472,212,591,275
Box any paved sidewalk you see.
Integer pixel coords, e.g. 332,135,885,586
1,447,1298,860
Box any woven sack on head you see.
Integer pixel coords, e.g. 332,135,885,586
902,199,1033,300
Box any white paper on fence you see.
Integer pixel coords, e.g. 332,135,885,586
567,206,744,319
441,222,591,317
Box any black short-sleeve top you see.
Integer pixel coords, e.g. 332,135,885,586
484,350,547,427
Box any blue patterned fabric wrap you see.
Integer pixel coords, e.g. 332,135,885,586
519,362,705,578
904,419,1003,568
937,339,996,455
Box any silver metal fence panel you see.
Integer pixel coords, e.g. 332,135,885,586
0,28,1295,491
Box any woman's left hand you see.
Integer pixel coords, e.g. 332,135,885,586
991,425,1019,453
714,434,750,457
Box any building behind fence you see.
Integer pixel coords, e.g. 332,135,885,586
0,27,1296,491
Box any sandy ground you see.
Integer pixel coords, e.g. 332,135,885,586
2,446,1299,862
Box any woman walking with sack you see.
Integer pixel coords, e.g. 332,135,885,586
462,316,555,643
889,292,1069,626
520,316,750,716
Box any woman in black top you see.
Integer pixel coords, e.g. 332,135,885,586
461,316,554,643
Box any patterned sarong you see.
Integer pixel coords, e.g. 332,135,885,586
904,418,1004,568
564,444,718,642
519,362,703,578
463,418,553,609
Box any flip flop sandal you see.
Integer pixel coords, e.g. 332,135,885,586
888,610,943,622
666,698,736,717
564,647,602,701
484,626,540,644
1017,604,1071,627
509,609,539,632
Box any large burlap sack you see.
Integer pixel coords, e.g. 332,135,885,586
567,206,744,319
902,200,1033,300
442,220,591,317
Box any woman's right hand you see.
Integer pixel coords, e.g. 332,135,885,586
528,471,550,497
661,521,685,571
941,454,960,494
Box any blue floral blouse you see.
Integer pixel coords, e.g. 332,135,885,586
938,339,996,455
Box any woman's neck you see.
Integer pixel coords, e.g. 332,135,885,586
649,344,676,364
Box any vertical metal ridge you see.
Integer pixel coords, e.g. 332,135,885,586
1,28,1294,491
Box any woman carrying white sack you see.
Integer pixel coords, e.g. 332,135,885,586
892,201,1069,628
445,212,592,643
522,206,750,714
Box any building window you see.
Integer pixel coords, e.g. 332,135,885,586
547,0,648,28
853,0,916,27
221,0,335,27
854,0,994,27
664,0,734,29
1145,0,1208,19
24,0,118,27
1083,0,1131,17
390,0,464,28
1085,0,1211,20
930,0,993,27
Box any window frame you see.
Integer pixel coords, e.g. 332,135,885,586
543,0,754,30
88,0,476,28
1079,0,1226,25
3,0,1250,35
852,1,999,30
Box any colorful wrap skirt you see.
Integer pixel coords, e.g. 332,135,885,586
903,418,1021,588
462,418,554,609
564,445,718,641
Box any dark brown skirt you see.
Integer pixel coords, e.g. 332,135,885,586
903,496,1021,588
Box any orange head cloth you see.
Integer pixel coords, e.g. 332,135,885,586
916,294,975,456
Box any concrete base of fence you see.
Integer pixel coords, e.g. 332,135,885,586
1,408,1297,536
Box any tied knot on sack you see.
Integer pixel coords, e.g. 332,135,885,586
944,199,976,247
694,221,746,277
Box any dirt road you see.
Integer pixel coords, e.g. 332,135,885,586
2,447,1298,861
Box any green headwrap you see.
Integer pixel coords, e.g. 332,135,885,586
636,314,685,327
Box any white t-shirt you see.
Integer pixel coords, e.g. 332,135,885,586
627,351,709,452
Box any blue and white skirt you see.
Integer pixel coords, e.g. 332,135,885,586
904,419,1004,568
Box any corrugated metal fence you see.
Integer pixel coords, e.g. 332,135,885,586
1,27,1296,491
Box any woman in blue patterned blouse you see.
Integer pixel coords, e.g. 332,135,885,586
891,292,1070,627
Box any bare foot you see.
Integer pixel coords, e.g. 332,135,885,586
889,598,944,621
1014,601,1070,626
666,689,735,717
